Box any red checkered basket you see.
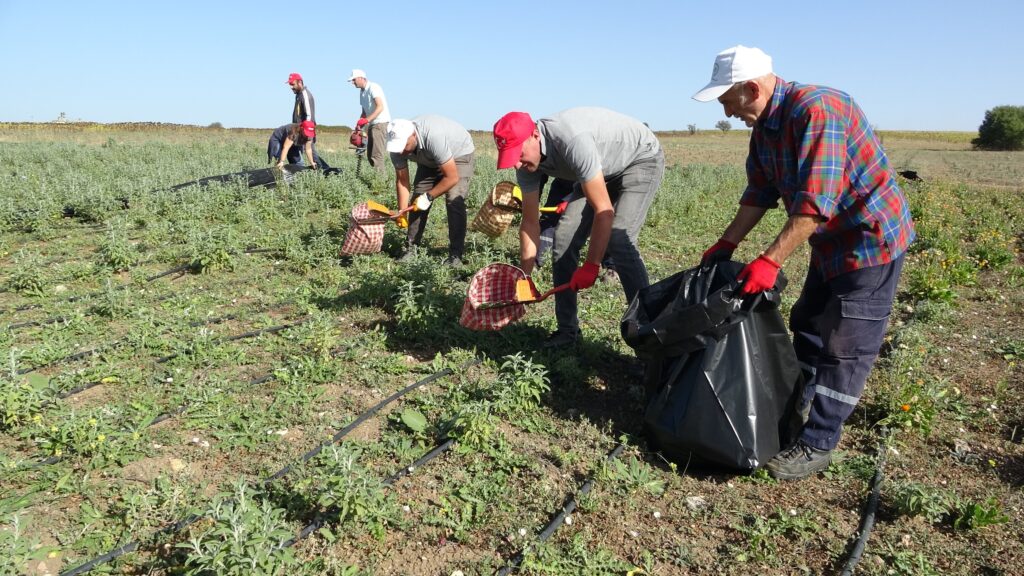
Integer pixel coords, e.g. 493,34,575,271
459,263,528,331
340,202,385,256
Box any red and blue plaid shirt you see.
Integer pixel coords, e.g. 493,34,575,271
740,78,915,280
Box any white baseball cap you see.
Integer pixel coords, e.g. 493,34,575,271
692,45,773,102
347,68,366,81
385,119,416,153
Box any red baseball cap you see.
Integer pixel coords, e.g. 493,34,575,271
286,72,303,85
493,112,535,169
300,120,315,138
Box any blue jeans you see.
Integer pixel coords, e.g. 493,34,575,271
550,150,664,331
791,254,905,450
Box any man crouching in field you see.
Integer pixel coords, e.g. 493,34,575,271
694,45,916,480
492,108,664,348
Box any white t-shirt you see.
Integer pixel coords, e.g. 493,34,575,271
359,81,391,125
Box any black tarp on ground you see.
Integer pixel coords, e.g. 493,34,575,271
165,163,309,191
621,261,803,471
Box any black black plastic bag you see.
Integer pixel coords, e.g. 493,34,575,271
621,261,803,471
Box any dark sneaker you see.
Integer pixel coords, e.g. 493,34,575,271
444,256,463,267
542,328,582,349
397,248,417,263
765,441,832,480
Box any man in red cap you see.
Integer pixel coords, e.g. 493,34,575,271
285,73,329,169
273,121,318,169
493,107,664,348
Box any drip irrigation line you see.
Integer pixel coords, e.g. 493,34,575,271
267,359,480,482
17,363,295,478
496,442,626,576
59,358,479,576
2,247,278,316
839,432,890,576
281,438,456,549
17,299,299,375
154,317,310,364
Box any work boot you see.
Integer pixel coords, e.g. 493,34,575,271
765,440,832,481
444,255,463,268
542,327,582,349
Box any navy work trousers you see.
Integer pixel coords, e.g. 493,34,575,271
792,254,905,450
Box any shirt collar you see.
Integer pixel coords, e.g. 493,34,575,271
538,123,547,157
761,76,788,132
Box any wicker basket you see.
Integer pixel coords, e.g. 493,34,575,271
470,181,521,238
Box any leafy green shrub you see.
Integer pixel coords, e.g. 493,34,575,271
494,353,550,413
97,225,137,271
179,482,298,576
302,446,399,540
0,373,52,431
0,514,57,576
972,105,1024,151
890,482,953,524
7,250,45,296
952,497,1009,530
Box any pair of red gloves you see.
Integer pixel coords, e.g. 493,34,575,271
701,239,780,295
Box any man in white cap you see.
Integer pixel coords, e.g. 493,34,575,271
348,69,391,172
693,45,915,480
386,115,475,266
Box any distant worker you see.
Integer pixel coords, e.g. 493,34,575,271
348,69,391,173
286,73,327,167
273,121,319,169
694,45,916,480
386,115,475,266
492,107,664,348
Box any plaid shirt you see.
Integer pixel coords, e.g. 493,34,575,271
740,78,915,280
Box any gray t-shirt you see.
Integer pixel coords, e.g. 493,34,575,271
390,114,475,170
515,107,661,193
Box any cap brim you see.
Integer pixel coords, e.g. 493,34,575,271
692,82,732,102
496,145,523,170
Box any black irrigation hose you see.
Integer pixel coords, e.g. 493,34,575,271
20,372,280,472
839,434,890,576
267,359,480,481
496,443,627,576
1,247,279,316
60,358,479,576
153,317,310,364
7,294,178,331
280,438,456,549
17,302,302,375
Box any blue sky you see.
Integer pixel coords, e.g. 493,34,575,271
2,0,1021,131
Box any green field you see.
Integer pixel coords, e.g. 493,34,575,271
1,123,1021,575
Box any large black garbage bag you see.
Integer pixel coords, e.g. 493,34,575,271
621,261,803,471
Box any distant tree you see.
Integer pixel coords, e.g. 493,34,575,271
715,120,731,133
972,106,1024,151
687,124,698,135
207,122,224,130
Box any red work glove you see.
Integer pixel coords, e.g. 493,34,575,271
554,200,569,215
356,118,369,129
737,254,781,295
701,238,737,265
569,262,601,291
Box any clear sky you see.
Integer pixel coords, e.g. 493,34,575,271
2,0,1021,132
